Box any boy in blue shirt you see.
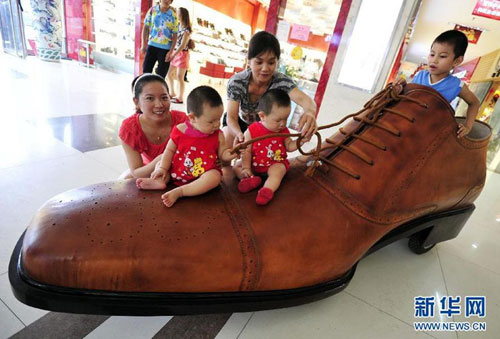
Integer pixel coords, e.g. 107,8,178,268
412,30,479,138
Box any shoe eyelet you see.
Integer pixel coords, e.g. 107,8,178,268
411,117,416,123
370,160,374,166
383,146,388,151
398,131,402,137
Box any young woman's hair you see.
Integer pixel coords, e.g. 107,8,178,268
187,86,223,117
178,7,192,32
248,31,281,60
131,73,169,100
258,89,291,116
433,30,468,59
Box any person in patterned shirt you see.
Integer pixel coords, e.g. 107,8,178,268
223,31,317,150
141,0,178,78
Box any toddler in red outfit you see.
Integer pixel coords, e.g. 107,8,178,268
234,89,304,205
137,86,238,207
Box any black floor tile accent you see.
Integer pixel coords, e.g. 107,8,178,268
9,312,110,339
36,113,125,152
152,314,232,339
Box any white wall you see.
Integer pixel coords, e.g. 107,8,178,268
317,0,419,131
405,0,500,65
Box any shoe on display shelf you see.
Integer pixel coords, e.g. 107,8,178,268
100,46,113,53
9,82,491,315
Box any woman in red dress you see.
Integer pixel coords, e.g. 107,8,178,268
119,74,187,179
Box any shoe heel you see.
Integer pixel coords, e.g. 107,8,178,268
367,205,475,256
408,205,475,254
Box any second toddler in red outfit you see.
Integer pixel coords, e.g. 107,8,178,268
137,86,238,207
234,89,304,205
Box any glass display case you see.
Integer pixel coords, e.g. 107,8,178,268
91,0,135,71
189,4,250,71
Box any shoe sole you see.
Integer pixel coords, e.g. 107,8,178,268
8,205,474,315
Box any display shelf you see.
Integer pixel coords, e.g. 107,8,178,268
186,4,250,73
279,42,326,84
91,0,135,70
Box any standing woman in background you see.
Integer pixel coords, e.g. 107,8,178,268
223,31,317,149
167,7,193,104
141,0,178,78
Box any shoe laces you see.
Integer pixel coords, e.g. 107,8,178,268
230,83,427,179
298,82,427,178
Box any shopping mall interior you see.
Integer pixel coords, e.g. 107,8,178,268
0,0,499,338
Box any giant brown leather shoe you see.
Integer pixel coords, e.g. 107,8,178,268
10,83,491,315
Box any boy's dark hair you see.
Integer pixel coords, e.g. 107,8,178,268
248,31,281,60
132,73,169,100
258,89,291,116
433,30,468,59
187,86,223,117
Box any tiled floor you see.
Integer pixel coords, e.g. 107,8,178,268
0,53,499,339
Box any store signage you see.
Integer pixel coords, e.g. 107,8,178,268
472,0,500,21
290,24,310,41
454,24,482,44
276,21,291,41
291,46,303,60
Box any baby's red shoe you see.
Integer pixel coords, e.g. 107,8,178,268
238,176,262,193
256,187,274,205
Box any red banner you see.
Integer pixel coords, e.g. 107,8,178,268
454,24,482,44
472,0,500,21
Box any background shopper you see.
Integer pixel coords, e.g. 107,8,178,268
141,0,178,78
167,7,193,104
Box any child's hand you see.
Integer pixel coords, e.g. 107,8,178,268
233,132,245,147
234,142,248,159
457,123,472,138
299,135,311,145
151,167,167,181
240,167,253,178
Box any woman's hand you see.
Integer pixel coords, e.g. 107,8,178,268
298,112,317,138
232,132,245,159
233,132,244,146
232,138,249,160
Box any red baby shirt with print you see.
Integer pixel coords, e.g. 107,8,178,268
169,122,221,186
248,122,290,174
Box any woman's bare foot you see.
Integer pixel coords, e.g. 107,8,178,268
136,178,166,190
161,187,183,207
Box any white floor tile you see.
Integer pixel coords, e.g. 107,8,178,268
346,240,456,339
0,56,133,120
438,250,500,339
84,146,130,175
237,292,430,339
0,119,79,170
214,312,253,339
436,171,500,275
0,298,24,339
0,273,48,326
0,154,120,273
83,316,172,339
